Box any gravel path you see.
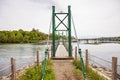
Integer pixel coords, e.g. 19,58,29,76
52,60,76,80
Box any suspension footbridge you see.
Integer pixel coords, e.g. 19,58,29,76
41,5,86,80
0,5,120,80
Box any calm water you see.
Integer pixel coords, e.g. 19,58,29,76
73,43,120,64
73,43,120,74
0,43,120,76
0,44,46,76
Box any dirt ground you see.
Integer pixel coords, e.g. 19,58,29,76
52,60,76,80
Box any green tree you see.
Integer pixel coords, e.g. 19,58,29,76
15,32,23,43
8,32,15,43
23,35,29,43
0,29,47,43
0,32,7,43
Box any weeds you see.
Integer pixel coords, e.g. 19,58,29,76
73,60,107,80
17,60,55,80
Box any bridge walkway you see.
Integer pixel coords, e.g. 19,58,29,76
52,43,76,80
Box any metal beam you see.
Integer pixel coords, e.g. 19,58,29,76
52,6,55,57
68,5,72,57
56,30,68,31
55,15,68,30
55,13,68,14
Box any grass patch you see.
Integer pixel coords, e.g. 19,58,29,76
74,69,84,80
73,60,107,80
17,59,55,80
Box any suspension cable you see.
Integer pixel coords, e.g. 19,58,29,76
71,15,79,49
46,17,52,49
71,14,86,80
41,16,52,80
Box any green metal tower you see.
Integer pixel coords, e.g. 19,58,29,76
52,6,72,57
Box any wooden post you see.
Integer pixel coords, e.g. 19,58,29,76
11,57,16,80
85,49,89,68
112,57,117,80
75,46,77,60
37,51,39,66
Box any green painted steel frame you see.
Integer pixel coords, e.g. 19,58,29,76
52,6,72,57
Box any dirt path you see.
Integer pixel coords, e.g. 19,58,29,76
52,60,76,80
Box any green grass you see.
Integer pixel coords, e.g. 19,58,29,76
17,59,55,80
74,68,84,80
73,60,107,80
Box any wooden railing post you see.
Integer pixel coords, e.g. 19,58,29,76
37,51,39,66
85,49,89,68
112,57,117,80
75,46,77,60
11,57,16,80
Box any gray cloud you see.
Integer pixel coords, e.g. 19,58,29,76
29,0,63,11
0,0,120,37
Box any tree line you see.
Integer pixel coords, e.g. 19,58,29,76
0,28,47,43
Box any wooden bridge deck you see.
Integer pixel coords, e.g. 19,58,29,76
51,43,74,60
51,43,76,80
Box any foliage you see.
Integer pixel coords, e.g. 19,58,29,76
17,60,55,80
44,60,55,80
74,69,83,80
0,28,47,43
73,60,107,80
49,33,67,40
17,66,42,80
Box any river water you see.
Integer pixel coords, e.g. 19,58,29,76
0,43,120,76
0,44,46,76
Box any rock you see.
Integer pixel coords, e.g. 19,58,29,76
92,65,98,68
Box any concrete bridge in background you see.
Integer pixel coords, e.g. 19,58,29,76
78,37,120,44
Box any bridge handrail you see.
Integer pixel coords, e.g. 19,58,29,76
78,49,86,80
41,48,48,80
62,39,68,51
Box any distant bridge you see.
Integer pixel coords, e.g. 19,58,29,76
78,37,120,44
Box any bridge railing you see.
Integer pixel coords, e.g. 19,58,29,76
55,40,60,52
41,48,49,80
62,39,68,51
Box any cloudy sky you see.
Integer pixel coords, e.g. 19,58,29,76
0,0,120,38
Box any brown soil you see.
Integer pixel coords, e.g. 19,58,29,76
52,60,76,80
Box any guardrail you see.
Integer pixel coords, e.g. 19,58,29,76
41,48,49,80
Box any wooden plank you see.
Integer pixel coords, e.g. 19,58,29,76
51,57,74,60
55,43,68,57
117,73,120,79
51,43,74,60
